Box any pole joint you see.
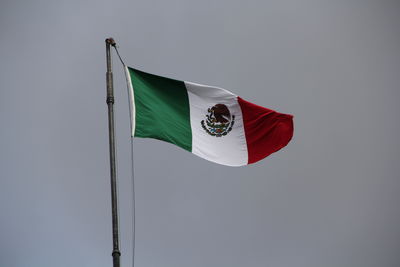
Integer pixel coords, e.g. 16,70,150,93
112,250,121,256
106,96,115,104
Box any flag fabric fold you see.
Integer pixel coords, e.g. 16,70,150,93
125,66,293,166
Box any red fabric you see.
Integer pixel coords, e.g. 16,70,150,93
238,97,294,164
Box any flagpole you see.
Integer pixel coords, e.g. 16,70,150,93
105,37,121,267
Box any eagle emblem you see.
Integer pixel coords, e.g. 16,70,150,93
201,104,235,137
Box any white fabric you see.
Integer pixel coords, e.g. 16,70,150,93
125,66,136,136
185,81,248,166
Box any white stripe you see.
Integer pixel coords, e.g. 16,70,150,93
125,66,136,136
185,81,248,166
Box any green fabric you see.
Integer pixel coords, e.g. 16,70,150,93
127,67,192,152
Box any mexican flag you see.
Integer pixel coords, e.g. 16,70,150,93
125,67,294,166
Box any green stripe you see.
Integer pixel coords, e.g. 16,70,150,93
127,67,192,152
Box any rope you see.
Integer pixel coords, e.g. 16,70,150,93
129,137,136,267
114,44,136,267
114,44,126,66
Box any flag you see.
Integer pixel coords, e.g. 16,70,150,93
125,67,293,166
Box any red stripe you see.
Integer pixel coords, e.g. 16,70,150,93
238,97,294,164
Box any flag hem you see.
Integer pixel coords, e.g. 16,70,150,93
125,66,136,136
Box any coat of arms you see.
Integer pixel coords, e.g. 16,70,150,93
201,104,235,137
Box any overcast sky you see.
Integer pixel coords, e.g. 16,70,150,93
1,1,400,267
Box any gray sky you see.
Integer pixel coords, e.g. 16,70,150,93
1,0,400,267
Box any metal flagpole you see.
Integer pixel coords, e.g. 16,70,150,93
105,37,121,267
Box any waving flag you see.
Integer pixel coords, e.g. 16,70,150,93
125,67,293,166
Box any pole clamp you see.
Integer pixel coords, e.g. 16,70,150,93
107,96,115,104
